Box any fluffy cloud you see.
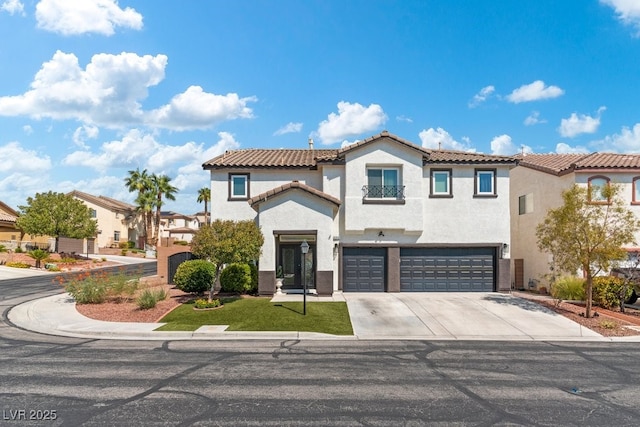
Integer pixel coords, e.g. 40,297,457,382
418,127,474,152
594,123,640,153
274,122,303,136
314,101,387,144
0,51,255,131
558,107,605,138
468,85,495,108
506,80,564,103
601,0,640,36
72,125,99,148
555,142,590,154
1,0,24,15
490,134,531,155
35,0,143,36
524,111,547,126
0,141,52,172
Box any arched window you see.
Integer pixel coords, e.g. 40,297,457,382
633,177,640,204
588,176,610,203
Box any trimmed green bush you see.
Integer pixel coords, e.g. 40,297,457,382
220,263,252,293
173,260,215,294
592,276,633,310
249,263,258,294
136,288,168,310
551,276,586,301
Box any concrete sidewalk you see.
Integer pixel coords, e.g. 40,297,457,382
7,291,640,342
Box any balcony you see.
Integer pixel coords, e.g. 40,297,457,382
362,185,406,204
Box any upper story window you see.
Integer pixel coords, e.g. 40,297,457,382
228,173,250,200
588,176,610,203
363,167,405,203
430,169,452,198
474,169,497,197
519,193,534,214
90,209,97,218
633,177,640,205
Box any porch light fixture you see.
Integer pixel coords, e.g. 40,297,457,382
301,240,309,315
378,231,385,237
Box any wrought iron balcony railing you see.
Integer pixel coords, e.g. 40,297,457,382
362,185,405,200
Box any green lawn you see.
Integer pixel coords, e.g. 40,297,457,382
155,297,353,335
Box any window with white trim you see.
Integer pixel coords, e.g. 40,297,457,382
430,169,452,197
229,173,250,200
474,169,496,196
364,167,404,200
518,193,533,214
588,176,609,203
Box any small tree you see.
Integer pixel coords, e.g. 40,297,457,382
16,192,98,253
27,249,49,269
190,219,264,301
536,184,640,318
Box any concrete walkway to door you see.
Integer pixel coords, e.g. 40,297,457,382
343,292,604,341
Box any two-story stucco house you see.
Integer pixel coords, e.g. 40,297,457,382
203,131,516,296
70,190,145,249
510,152,640,290
159,211,200,244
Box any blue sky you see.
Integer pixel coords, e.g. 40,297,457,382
1,0,640,214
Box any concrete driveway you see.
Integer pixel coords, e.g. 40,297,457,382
343,292,603,340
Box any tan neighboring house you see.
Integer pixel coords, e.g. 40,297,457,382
69,191,145,249
0,200,53,250
510,152,640,290
159,211,200,244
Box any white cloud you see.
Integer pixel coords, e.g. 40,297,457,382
555,142,590,154
0,51,255,131
72,125,99,148
594,123,640,153
35,0,143,36
0,141,52,172
558,106,606,138
146,86,256,131
274,122,303,136
490,134,531,155
418,127,475,151
395,115,413,123
601,0,640,37
314,101,387,144
506,80,564,103
524,111,547,126
468,85,495,108
1,0,24,15
22,125,33,135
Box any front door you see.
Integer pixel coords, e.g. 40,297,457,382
279,243,315,290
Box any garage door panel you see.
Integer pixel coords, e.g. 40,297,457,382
343,248,386,292
400,248,495,292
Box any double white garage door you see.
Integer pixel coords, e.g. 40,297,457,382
343,247,495,292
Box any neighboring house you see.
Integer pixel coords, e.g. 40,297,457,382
510,152,640,290
69,191,145,249
0,200,53,250
159,211,200,243
194,211,208,228
203,131,516,296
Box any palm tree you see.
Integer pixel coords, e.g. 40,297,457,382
151,174,178,247
135,190,155,247
197,187,211,225
125,168,153,245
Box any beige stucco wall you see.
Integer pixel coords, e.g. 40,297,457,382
74,198,142,248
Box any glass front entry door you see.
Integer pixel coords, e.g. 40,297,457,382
279,243,315,290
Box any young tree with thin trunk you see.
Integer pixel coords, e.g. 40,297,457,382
197,187,211,225
151,174,178,247
536,184,639,318
16,192,98,253
190,219,264,301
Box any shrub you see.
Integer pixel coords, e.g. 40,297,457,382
118,241,129,249
136,288,168,310
6,262,30,268
174,240,189,246
63,273,109,304
173,260,215,294
127,241,136,249
0,244,7,253
120,249,128,256
599,320,617,329
592,276,633,310
193,298,222,309
220,263,252,293
249,263,258,294
14,246,23,253
551,276,586,301
27,248,50,268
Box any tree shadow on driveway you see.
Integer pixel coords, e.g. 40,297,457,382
482,294,555,314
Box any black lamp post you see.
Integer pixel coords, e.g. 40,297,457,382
300,240,309,315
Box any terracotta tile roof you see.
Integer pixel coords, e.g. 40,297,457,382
69,190,136,213
0,200,18,218
0,212,16,223
516,152,640,175
248,181,341,208
203,149,338,169
203,131,515,169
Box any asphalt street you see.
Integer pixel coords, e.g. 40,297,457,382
1,262,640,425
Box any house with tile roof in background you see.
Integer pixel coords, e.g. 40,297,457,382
0,200,53,251
69,191,145,251
203,131,517,296
510,152,640,291
159,211,200,245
